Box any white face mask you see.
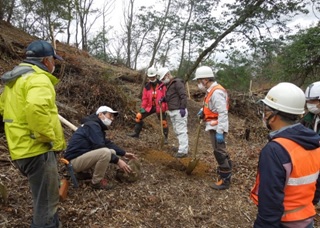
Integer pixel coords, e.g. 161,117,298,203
51,66,55,74
307,103,320,114
149,78,157,83
198,83,206,91
262,112,272,130
102,117,112,126
162,78,170,84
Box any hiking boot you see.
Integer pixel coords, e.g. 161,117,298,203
163,128,168,144
75,172,92,180
174,152,187,158
127,123,143,138
91,179,114,190
210,178,230,190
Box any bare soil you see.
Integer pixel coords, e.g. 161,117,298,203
0,21,319,228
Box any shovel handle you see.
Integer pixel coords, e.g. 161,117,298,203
58,114,78,131
159,105,165,149
193,119,203,159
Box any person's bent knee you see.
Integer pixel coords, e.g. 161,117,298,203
100,148,113,161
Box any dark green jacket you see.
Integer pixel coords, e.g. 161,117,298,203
301,112,320,135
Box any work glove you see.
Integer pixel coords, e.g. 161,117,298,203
216,133,224,144
140,108,146,113
180,108,186,117
158,97,166,104
197,108,204,119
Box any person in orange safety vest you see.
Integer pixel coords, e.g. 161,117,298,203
194,66,232,190
251,82,320,228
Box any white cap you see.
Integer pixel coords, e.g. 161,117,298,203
96,106,118,115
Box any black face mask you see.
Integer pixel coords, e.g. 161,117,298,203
263,112,277,130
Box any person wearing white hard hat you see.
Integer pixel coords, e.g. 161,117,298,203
158,67,189,158
127,67,169,142
194,66,232,190
301,81,320,134
64,106,137,190
250,82,320,228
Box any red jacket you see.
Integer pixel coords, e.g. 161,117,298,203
141,80,168,113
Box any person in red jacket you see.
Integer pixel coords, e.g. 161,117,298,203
251,82,320,228
127,67,168,142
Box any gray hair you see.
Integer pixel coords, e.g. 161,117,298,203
26,56,46,61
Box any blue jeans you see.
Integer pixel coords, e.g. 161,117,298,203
14,151,60,228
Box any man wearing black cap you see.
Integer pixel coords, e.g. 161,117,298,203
0,40,66,227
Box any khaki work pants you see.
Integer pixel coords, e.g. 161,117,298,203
70,148,114,184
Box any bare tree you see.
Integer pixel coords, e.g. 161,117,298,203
65,0,74,44
74,0,102,51
177,0,194,76
123,0,134,67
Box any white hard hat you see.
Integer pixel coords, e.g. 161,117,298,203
262,82,305,115
158,67,169,81
147,67,157,77
193,66,214,80
305,81,320,100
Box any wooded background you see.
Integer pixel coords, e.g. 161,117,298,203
0,0,319,90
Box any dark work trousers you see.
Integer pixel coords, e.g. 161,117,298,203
209,130,231,171
140,106,167,123
14,151,60,228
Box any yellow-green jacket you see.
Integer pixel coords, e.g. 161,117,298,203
0,63,66,160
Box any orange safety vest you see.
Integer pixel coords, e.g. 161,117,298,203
203,84,229,121
151,85,158,106
250,137,320,222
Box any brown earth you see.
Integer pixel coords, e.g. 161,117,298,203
0,21,319,228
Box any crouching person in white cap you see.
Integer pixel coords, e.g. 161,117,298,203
64,106,137,190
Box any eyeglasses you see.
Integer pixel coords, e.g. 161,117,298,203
257,104,274,117
103,112,115,120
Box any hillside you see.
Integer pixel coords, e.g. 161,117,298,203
0,20,318,228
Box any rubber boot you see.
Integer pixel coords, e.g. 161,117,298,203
211,169,231,190
127,122,143,138
163,127,169,144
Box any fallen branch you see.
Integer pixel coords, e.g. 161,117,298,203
93,191,109,213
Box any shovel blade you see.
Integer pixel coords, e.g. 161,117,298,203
186,158,200,175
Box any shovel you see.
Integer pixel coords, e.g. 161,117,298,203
58,114,79,188
159,104,165,149
186,119,203,175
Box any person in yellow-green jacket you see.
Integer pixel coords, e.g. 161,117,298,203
0,40,66,228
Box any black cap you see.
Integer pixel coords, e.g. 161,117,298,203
26,40,63,60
